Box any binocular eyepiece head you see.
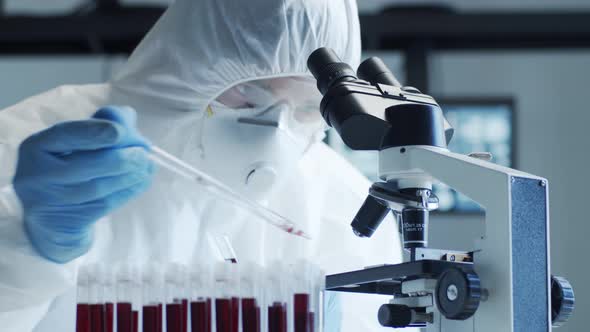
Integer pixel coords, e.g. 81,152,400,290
307,47,403,93
307,48,357,95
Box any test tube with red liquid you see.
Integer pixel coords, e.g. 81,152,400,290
76,266,91,332
190,264,213,332
102,268,115,332
142,263,164,332
179,265,190,332
292,261,324,332
214,263,240,332
240,263,263,332
267,302,287,332
87,265,106,332
191,298,212,332
293,293,310,332
116,266,140,332
165,264,187,332
265,263,288,332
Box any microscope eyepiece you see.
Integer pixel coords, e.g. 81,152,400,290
357,57,401,87
307,48,357,95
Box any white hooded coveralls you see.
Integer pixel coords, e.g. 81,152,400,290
0,0,414,331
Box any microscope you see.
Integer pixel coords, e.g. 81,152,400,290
307,48,575,331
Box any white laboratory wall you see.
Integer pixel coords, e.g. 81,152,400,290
429,51,590,332
0,57,114,109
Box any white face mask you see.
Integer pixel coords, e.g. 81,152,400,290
187,100,326,203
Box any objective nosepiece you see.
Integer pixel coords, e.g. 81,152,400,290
307,48,357,95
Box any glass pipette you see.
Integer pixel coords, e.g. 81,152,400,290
148,146,311,239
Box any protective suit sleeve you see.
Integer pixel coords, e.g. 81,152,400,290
0,84,118,330
0,191,77,321
0,93,74,330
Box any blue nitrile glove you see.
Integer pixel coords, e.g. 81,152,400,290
13,106,155,263
324,291,342,332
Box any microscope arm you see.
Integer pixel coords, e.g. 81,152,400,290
379,145,552,332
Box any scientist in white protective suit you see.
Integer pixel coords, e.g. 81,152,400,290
0,0,413,331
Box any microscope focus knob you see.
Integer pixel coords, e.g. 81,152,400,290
551,275,575,327
435,268,481,320
378,304,413,328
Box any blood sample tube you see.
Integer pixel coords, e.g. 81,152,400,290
166,301,183,332
117,295,133,331
292,261,324,332
165,264,186,332
214,263,240,332
76,267,91,332
88,264,105,332
142,263,164,332
268,302,287,332
240,263,262,332
116,265,140,332
241,298,260,332
265,263,288,332
190,265,213,332
134,310,139,332
179,266,189,332
293,293,309,332
190,299,211,332
103,269,115,332
181,299,189,332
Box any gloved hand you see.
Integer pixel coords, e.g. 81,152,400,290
13,106,155,263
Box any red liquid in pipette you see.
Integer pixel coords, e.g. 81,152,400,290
216,298,233,332
241,298,260,332
76,304,90,332
105,303,114,332
143,305,159,332
166,303,184,332
294,294,310,332
117,302,133,332
90,304,104,332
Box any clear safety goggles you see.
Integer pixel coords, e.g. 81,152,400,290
215,76,322,124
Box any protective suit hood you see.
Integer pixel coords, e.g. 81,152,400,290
111,0,361,113
108,0,363,205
